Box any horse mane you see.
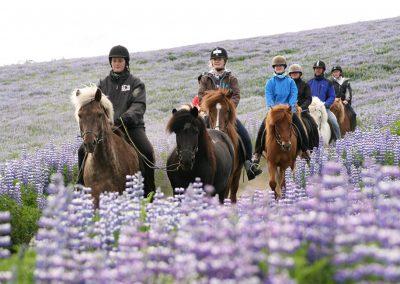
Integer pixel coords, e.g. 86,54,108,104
166,107,216,170
265,105,293,145
330,99,345,123
200,89,239,152
71,85,114,125
309,97,329,125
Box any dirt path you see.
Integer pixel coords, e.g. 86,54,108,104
237,160,269,198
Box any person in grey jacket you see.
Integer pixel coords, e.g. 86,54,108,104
78,45,155,195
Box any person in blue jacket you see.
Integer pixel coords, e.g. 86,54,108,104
307,60,341,140
252,55,310,165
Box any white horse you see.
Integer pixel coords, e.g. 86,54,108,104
308,97,331,147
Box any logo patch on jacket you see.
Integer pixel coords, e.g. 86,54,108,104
121,85,130,92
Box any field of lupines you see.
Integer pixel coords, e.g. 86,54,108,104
0,16,400,283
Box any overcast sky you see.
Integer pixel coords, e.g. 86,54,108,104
0,0,399,66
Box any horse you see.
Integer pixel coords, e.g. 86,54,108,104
265,105,300,199
295,106,320,151
166,106,234,203
71,86,140,208
308,97,332,147
200,89,244,203
330,98,353,137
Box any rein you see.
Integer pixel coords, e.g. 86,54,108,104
119,118,180,172
274,122,293,151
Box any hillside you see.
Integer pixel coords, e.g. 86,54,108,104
0,17,399,161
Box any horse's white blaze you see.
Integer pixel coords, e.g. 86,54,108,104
215,103,222,130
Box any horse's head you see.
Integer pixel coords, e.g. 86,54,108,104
167,106,203,171
200,89,236,132
267,105,293,151
330,98,345,123
71,86,114,153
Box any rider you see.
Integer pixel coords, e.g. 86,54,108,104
330,65,357,129
288,63,319,150
77,45,155,195
307,60,341,140
197,47,262,180
252,56,310,165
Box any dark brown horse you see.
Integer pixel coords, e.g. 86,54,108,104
71,86,139,207
166,106,234,203
200,89,243,203
330,98,352,137
265,105,299,199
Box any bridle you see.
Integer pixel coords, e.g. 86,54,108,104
274,122,293,151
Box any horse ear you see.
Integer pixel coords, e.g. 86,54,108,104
76,89,81,96
190,106,199,118
95,88,102,102
172,108,177,114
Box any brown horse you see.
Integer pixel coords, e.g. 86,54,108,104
71,86,140,207
200,89,243,203
330,98,351,137
265,105,299,199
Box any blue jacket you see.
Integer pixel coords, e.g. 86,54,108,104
307,77,336,108
265,74,298,112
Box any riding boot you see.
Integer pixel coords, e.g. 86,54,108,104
245,160,262,181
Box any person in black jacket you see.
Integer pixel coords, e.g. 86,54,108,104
330,66,356,131
288,64,320,150
77,45,155,196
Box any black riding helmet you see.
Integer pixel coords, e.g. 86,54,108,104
109,45,130,66
313,60,326,70
331,65,343,73
210,47,228,60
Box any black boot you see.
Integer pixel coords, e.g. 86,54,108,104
244,160,262,181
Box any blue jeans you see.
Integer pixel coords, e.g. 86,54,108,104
236,119,252,160
326,109,341,139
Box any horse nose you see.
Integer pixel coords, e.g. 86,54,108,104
84,140,96,153
283,142,291,151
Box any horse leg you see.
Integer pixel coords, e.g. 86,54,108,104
229,165,242,203
279,166,286,192
268,162,279,199
275,167,282,199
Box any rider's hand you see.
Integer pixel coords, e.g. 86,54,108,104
343,100,348,105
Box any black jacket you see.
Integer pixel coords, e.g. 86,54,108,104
294,78,312,110
331,77,353,104
99,71,146,128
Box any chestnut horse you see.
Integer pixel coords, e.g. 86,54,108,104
71,86,140,207
200,89,243,203
265,105,299,199
330,98,353,137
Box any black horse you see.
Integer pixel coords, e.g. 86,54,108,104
166,106,234,203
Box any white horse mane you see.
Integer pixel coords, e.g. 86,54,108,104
71,85,114,125
309,97,331,146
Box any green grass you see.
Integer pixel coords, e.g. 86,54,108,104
0,247,36,284
390,120,400,136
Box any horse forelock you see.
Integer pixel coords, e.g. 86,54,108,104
201,89,236,123
267,105,292,126
166,109,205,134
71,85,114,125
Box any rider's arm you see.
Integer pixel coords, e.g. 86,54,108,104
289,79,298,112
198,75,208,104
265,79,275,109
229,76,240,107
324,82,336,108
121,78,146,126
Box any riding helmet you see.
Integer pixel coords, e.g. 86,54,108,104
210,47,228,60
109,45,130,66
288,64,303,74
271,55,287,68
313,60,326,70
331,65,343,73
